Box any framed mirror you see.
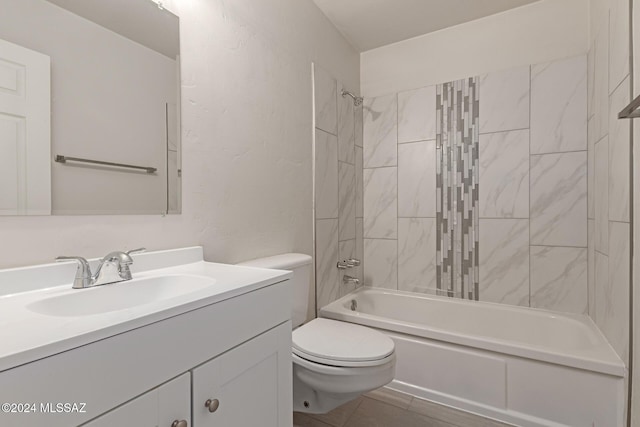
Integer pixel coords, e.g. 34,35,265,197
0,0,181,215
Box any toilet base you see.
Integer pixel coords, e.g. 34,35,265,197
292,353,396,414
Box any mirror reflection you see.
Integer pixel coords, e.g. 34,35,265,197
0,0,181,215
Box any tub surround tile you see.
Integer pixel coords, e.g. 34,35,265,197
591,25,610,143
398,218,437,294
608,77,630,223
363,94,397,168
479,66,530,134
315,219,339,312
337,85,355,164
595,137,609,254
315,129,339,219
398,86,436,143
530,56,587,154
479,219,530,306
588,117,596,219
594,251,608,325
364,239,397,289
355,104,363,148
609,0,629,95
355,146,363,218
602,222,630,362
314,64,337,135
530,246,588,314
530,152,587,247
339,239,356,296
355,218,364,283
479,130,529,218
398,141,436,218
338,162,355,241
588,219,596,318
363,167,398,239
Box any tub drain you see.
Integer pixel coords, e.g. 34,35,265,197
350,299,357,311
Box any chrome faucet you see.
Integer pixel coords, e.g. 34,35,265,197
56,248,145,289
343,275,359,285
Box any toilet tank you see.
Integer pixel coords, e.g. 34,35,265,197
237,253,312,328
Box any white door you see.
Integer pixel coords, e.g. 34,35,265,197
192,323,292,427
0,38,50,215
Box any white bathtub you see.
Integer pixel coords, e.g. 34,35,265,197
321,287,626,427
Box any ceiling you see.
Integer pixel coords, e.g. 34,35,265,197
312,0,542,52
47,0,179,58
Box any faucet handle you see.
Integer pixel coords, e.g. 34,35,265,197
56,256,92,289
347,258,361,267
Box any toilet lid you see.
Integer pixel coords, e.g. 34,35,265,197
292,318,394,365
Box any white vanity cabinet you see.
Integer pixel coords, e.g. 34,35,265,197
0,264,293,427
192,322,292,427
83,373,191,427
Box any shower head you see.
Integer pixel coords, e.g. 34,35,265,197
341,89,363,107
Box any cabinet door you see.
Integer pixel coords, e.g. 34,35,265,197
83,373,190,427
192,322,292,427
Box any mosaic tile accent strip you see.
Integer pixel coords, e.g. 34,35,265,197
436,78,480,300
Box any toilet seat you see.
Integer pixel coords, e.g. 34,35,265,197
292,318,395,368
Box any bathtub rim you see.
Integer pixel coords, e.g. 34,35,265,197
320,287,625,378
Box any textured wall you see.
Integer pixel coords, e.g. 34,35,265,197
0,0,359,272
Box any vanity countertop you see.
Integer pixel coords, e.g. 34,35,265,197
0,247,291,373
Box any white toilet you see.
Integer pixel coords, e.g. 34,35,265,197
238,253,396,414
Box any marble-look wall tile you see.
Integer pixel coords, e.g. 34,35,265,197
313,64,337,135
591,24,610,143
479,130,529,218
608,77,630,222
338,162,355,241
531,56,587,154
337,84,355,164
398,218,436,293
479,66,530,134
363,94,397,167
355,104,363,148
588,38,596,120
530,246,588,314
479,219,529,306
355,218,364,283
315,129,338,219
609,0,629,95
315,219,339,312
397,86,436,143
588,118,596,219
530,152,587,247
398,141,436,218
356,146,363,218
339,239,356,296
594,251,608,324
588,219,596,318
363,167,398,239
599,222,630,362
364,239,397,289
595,137,609,253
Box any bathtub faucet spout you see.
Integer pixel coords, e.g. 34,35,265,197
343,275,359,285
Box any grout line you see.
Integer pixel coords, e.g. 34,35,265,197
530,244,588,249
479,127,530,136
528,64,532,308
362,165,398,170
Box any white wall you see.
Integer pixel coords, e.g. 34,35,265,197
360,0,589,97
0,0,177,214
0,0,359,269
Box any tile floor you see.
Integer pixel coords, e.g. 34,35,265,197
293,387,514,427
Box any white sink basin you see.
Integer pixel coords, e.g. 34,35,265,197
27,274,215,317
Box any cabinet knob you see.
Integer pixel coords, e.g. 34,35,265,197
205,398,220,413
171,420,188,427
